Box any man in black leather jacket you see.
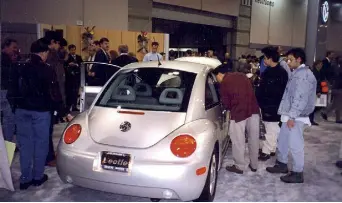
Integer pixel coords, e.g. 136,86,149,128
256,46,289,161
7,39,72,190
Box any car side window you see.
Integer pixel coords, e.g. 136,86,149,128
205,74,219,110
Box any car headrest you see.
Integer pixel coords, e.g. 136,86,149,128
111,85,136,101
133,83,152,97
159,88,183,105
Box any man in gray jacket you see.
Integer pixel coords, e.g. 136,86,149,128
266,48,317,183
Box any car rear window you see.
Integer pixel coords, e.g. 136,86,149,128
96,68,197,112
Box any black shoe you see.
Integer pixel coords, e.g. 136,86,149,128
20,181,33,190
336,161,342,169
266,160,288,174
249,164,257,172
321,112,328,120
259,153,271,161
280,171,304,183
336,121,342,124
32,174,48,187
226,165,243,174
270,152,276,157
312,122,319,126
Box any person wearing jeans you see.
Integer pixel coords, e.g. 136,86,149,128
256,46,288,161
266,48,317,183
1,38,18,142
212,66,260,174
7,39,69,190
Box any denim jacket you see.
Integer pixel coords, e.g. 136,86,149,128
278,64,317,118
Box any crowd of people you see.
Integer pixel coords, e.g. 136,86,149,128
1,31,342,191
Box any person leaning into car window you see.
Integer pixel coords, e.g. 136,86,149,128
212,66,260,174
6,39,73,190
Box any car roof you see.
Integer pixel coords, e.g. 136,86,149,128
175,57,222,68
123,60,208,74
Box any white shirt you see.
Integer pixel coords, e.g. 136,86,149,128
281,115,311,126
88,55,95,71
143,52,162,62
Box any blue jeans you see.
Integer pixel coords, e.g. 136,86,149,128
15,109,51,184
1,90,15,141
277,121,305,172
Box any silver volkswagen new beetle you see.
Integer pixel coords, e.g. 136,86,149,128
57,57,230,202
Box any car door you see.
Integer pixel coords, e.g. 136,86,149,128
209,73,230,156
79,62,121,112
204,74,226,158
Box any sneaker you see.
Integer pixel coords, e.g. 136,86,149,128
280,171,304,183
321,112,328,120
266,160,288,174
226,165,243,174
312,122,319,126
336,161,342,169
259,153,271,161
20,181,33,190
32,174,48,187
249,164,257,172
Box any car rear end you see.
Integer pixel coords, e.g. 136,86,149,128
57,64,216,201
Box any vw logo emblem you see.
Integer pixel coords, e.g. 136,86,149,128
120,121,131,132
321,1,329,23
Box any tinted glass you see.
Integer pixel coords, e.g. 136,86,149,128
96,68,197,112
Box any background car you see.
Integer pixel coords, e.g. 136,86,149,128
57,59,230,202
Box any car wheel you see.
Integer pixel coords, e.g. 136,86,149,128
194,151,218,202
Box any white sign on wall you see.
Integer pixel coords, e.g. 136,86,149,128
321,1,329,24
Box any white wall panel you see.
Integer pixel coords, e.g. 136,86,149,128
250,0,270,44
250,0,308,47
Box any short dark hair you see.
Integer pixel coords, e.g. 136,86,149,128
1,38,17,50
152,42,159,46
326,51,332,57
261,46,280,63
313,60,322,68
30,38,49,53
212,65,228,75
93,40,100,46
118,45,128,53
99,38,109,44
68,44,76,50
186,50,192,55
44,31,61,43
60,38,68,47
286,48,306,64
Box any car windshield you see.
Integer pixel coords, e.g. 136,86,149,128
96,68,197,112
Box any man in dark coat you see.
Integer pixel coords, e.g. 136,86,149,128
90,37,110,86
310,60,326,125
65,44,83,111
256,46,288,161
112,44,138,68
7,39,71,190
44,31,69,167
1,38,18,142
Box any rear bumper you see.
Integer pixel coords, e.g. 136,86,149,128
56,148,207,201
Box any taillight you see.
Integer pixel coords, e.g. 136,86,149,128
64,124,82,144
170,134,197,158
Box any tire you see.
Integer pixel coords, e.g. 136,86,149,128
194,150,218,202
